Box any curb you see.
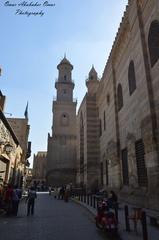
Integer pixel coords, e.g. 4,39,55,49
71,197,97,218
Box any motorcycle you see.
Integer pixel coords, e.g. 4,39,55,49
95,199,118,235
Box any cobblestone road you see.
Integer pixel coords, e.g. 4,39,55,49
0,193,107,240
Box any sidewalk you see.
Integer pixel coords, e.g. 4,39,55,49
72,197,159,240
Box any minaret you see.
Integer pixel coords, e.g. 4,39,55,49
47,56,77,186
55,56,74,102
86,65,99,95
52,56,76,137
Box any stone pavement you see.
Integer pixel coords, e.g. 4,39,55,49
0,193,107,240
72,197,159,240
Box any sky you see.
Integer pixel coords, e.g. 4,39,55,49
0,0,128,167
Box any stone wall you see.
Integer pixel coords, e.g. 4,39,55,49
95,0,159,209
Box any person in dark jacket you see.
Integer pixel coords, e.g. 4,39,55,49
108,190,118,208
12,185,21,216
26,187,37,216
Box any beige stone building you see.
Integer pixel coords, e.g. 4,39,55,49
46,57,77,186
0,109,23,185
33,151,47,183
0,110,22,183
7,117,31,186
77,0,159,210
0,83,31,187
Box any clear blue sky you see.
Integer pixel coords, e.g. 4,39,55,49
0,0,128,167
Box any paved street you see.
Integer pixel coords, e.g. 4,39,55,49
0,193,107,240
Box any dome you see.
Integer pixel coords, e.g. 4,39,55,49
88,65,97,81
57,56,73,70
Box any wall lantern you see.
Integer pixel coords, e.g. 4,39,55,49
4,143,14,154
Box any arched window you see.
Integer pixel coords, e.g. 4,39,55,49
64,75,67,81
117,84,123,111
128,60,136,95
148,20,159,67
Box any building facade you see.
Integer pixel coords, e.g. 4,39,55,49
0,81,31,187
77,0,159,210
33,151,47,183
7,117,31,187
46,57,77,186
0,110,23,185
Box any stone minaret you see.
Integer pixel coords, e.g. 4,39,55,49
86,65,99,96
47,57,77,186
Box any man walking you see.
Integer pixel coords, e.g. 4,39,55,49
26,187,37,216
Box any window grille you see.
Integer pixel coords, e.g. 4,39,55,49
135,139,148,187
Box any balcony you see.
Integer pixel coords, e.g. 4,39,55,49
55,78,75,83
53,96,77,103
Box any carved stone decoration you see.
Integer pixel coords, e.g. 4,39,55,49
0,120,16,157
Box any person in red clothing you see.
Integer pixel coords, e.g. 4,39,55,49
4,184,13,215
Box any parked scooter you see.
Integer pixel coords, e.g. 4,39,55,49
95,199,118,235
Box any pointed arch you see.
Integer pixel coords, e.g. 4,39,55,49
128,60,136,95
148,20,159,67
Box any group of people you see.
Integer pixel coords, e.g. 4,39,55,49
0,183,22,216
49,185,71,202
0,183,37,217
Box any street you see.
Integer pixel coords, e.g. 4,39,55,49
0,193,107,240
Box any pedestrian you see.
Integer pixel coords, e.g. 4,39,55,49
4,183,13,216
53,187,58,199
12,185,20,216
26,186,37,216
107,190,118,209
48,186,52,196
58,186,65,200
0,183,3,209
64,184,70,202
